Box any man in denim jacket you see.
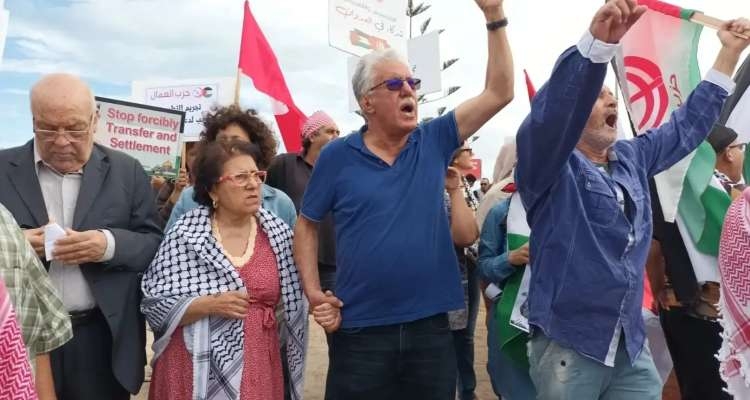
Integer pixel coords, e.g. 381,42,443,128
516,1,750,398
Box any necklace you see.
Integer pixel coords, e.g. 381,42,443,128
212,216,257,268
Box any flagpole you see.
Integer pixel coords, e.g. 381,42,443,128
234,67,241,105
180,143,186,170
691,13,749,40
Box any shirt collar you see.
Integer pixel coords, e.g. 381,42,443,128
296,152,314,168
261,185,274,200
607,147,619,162
345,124,417,154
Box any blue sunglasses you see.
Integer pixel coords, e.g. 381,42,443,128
370,77,421,92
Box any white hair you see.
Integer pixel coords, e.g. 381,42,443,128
352,48,409,103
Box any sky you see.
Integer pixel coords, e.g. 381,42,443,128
0,0,748,177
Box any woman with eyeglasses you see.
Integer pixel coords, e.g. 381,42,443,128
141,140,307,400
164,105,297,232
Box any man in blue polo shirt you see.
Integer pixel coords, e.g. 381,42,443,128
516,0,750,398
293,0,514,398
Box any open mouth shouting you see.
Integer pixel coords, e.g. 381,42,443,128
399,100,416,118
605,111,618,129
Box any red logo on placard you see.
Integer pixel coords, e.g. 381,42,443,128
624,56,669,131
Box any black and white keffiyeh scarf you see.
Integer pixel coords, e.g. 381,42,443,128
141,206,307,400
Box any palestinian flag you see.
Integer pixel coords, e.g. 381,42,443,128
720,54,750,180
613,0,703,223
675,33,750,282
495,193,531,367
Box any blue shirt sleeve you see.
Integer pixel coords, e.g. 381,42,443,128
628,79,730,178
165,187,191,232
272,187,297,228
300,143,338,222
477,199,517,285
516,46,608,211
424,111,461,167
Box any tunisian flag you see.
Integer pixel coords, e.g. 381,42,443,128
238,0,307,152
523,69,536,102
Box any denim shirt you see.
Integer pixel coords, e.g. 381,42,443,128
516,32,733,365
164,184,297,232
477,198,517,286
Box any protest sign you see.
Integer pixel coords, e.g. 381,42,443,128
95,97,184,178
131,77,234,138
329,0,407,57
408,31,441,95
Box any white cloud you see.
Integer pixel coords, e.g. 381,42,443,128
0,87,27,96
1,0,749,174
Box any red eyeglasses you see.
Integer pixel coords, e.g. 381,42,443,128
217,170,267,186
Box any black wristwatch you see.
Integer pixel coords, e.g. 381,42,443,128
486,18,508,31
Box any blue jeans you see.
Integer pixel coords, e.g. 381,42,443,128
329,313,456,400
528,333,661,400
452,262,480,400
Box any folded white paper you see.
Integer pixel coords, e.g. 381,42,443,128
44,223,67,260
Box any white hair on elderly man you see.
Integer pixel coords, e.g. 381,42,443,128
351,48,409,103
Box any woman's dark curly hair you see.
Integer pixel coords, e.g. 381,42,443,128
192,140,262,210
199,105,277,169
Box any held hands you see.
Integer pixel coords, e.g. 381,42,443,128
590,0,647,44
508,243,529,266
310,290,344,333
208,291,251,320
53,229,107,265
718,18,750,53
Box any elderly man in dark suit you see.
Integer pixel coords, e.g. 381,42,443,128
0,73,162,400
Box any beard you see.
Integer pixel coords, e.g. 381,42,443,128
580,128,617,152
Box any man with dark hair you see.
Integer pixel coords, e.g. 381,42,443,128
480,178,491,195
652,124,745,400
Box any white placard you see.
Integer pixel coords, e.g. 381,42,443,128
408,31,441,95
131,77,234,138
95,97,185,178
329,0,407,57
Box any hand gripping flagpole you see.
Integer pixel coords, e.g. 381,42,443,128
690,12,749,40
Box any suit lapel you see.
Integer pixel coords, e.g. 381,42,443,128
7,141,48,227
73,146,109,229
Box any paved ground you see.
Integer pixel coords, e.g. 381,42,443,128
132,307,681,399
